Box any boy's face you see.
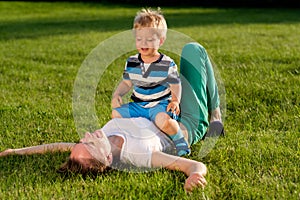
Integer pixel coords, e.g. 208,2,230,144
134,28,165,56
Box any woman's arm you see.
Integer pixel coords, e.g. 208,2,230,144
151,151,207,192
0,143,76,157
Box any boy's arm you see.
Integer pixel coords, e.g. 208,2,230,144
0,143,75,157
170,83,182,103
111,80,133,108
151,151,207,192
167,83,182,115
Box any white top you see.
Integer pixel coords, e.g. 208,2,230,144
101,117,175,170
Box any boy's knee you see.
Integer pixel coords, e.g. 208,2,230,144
155,112,179,134
154,112,170,128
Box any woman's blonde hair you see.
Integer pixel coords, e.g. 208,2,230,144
133,8,167,38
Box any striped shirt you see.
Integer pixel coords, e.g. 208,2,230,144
123,53,180,107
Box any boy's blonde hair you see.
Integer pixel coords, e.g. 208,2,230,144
133,8,167,38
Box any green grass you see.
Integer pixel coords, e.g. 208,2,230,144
0,2,299,199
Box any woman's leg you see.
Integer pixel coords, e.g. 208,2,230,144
179,42,222,144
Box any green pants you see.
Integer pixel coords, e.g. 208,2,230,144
179,42,220,145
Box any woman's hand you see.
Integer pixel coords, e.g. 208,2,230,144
0,149,14,157
184,172,207,192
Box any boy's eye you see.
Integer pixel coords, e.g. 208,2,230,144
147,39,154,42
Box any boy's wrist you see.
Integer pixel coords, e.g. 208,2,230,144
171,100,180,104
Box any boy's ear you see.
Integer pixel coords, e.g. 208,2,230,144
159,37,166,46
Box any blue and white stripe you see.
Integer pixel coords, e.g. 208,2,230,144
123,53,180,107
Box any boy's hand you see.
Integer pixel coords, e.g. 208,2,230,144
167,101,180,115
111,95,123,108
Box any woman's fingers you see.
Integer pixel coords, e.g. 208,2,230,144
184,172,207,192
0,149,14,157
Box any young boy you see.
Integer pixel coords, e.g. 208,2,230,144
111,8,190,156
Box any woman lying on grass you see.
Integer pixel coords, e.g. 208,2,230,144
0,42,224,192
0,117,207,192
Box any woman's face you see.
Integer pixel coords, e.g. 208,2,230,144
69,143,94,169
70,130,112,168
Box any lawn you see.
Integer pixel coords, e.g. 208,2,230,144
0,2,299,199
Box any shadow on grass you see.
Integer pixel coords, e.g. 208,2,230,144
1,5,300,41
167,8,300,27
0,153,68,182
0,17,133,41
